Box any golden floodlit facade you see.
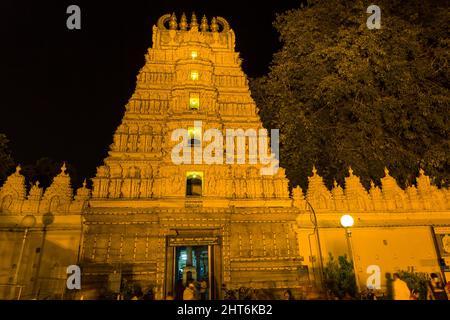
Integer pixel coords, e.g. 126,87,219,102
0,14,449,300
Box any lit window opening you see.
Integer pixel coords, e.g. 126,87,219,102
186,171,203,196
189,93,200,110
190,71,199,81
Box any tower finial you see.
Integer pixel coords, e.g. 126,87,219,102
190,12,198,30
348,166,353,176
15,164,21,174
169,12,177,30
180,13,188,30
312,165,317,176
61,162,67,174
384,167,390,176
200,15,209,32
210,17,219,32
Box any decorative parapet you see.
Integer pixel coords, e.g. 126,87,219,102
28,181,43,201
0,162,91,216
0,166,26,212
305,166,332,210
75,179,91,201
0,166,26,200
43,163,73,202
297,166,450,212
152,13,235,50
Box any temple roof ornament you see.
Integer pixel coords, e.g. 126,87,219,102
292,186,304,201
306,166,332,205
344,166,368,197
28,181,43,201
200,15,209,32
0,165,26,200
190,13,199,31
210,17,219,32
75,179,91,201
180,13,188,30
312,165,317,176
169,13,177,30
416,168,433,193
348,166,354,176
380,167,404,199
43,162,73,202
156,13,231,33
153,13,235,50
331,180,344,199
369,181,383,200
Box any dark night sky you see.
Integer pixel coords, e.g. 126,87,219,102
0,0,303,186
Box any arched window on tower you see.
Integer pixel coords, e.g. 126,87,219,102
189,93,200,110
186,172,203,197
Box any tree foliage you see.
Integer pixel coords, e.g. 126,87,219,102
0,133,16,185
323,253,357,299
21,157,79,189
251,0,450,190
397,270,429,300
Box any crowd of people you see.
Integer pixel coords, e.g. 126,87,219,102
101,272,450,300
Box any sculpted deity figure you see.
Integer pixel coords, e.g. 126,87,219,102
97,165,110,178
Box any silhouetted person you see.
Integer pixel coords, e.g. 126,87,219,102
183,282,197,300
392,273,411,300
427,273,448,300
283,289,295,300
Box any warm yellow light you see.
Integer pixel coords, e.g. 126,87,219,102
189,93,200,109
188,126,201,139
186,171,203,179
340,214,354,228
190,71,199,81
191,51,198,59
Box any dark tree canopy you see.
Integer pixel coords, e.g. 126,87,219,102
21,157,80,190
251,0,449,190
0,133,15,184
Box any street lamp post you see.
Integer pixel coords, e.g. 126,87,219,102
12,215,36,299
340,214,361,295
305,200,325,291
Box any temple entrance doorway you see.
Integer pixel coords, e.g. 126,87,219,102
174,246,209,300
165,231,221,300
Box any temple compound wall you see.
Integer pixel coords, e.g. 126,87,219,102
1,164,449,299
294,167,450,293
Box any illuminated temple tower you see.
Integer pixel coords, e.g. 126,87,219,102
84,13,304,299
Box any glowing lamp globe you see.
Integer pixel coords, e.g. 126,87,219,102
21,215,36,228
340,214,354,228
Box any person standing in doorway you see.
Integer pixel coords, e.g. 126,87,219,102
183,282,197,300
199,278,208,300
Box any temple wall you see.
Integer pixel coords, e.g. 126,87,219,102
294,167,450,294
296,224,443,291
0,215,82,299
